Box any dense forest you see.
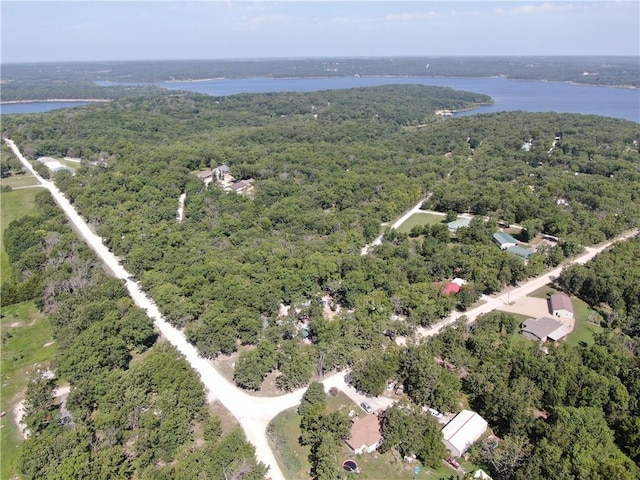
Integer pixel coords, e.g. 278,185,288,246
2,189,266,479
2,85,640,478
2,87,639,382
1,56,638,101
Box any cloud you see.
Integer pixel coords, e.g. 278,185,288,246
384,11,440,22
494,2,572,16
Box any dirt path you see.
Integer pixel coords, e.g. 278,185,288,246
361,193,431,255
177,192,186,223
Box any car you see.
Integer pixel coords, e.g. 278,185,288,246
446,455,461,469
428,407,443,419
360,402,373,413
386,381,396,392
395,385,404,395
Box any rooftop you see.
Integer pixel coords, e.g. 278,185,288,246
550,293,574,314
493,232,518,245
522,316,566,342
346,414,382,451
441,409,488,456
506,245,533,259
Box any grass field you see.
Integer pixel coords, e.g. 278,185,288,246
0,301,56,480
1,187,41,283
396,212,446,234
0,176,40,189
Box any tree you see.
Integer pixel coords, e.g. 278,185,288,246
310,432,341,480
480,434,532,480
299,381,327,417
381,400,446,467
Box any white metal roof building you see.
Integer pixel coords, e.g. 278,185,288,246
441,409,488,457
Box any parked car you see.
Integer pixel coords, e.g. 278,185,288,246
428,407,444,419
360,402,373,413
446,455,461,469
395,385,404,395
386,381,396,392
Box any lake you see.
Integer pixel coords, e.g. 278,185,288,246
156,76,639,122
0,101,95,115
4,77,639,122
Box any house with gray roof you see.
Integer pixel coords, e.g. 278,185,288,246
493,232,518,250
213,164,230,180
521,317,567,342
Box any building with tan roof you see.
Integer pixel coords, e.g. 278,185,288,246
345,414,383,455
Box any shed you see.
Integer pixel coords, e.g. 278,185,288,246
346,414,383,455
441,410,488,457
549,294,574,319
493,232,518,250
521,317,567,342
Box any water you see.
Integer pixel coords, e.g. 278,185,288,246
156,76,640,122
3,77,639,122
0,101,95,115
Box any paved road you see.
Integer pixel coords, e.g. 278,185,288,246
6,137,638,478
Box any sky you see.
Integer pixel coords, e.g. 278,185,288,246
1,1,638,63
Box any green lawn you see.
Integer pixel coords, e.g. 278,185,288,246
528,284,558,299
0,175,40,189
396,212,446,234
1,301,56,480
565,297,604,347
1,187,41,283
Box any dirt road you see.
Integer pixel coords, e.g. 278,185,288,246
4,138,297,480
413,235,638,339
6,137,638,478
361,193,431,255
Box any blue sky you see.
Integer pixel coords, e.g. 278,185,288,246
2,1,638,63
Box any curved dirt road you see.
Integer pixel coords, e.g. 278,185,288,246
4,138,300,480
6,137,638,479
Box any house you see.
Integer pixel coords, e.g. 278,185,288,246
37,157,75,175
346,414,383,455
473,470,493,480
441,410,488,457
196,170,213,184
213,164,230,180
549,293,574,319
493,232,518,250
506,245,533,260
521,317,567,342
442,282,461,295
447,217,472,233
227,178,254,194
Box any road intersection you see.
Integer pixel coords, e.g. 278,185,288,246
5,137,637,479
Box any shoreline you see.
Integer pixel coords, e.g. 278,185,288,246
160,74,638,90
0,98,111,105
